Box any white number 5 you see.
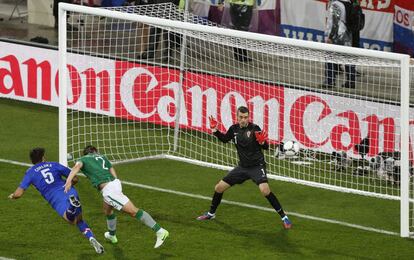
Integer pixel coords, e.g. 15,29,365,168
41,168,55,184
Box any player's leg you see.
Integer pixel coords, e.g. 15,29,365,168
258,182,291,229
103,201,118,244
102,179,168,248
60,194,104,254
120,200,169,248
197,180,230,221
197,167,247,220
75,214,104,254
249,166,292,229
62,194,81,224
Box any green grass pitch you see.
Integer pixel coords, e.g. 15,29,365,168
1,98,414,259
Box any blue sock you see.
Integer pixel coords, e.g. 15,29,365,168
77,221,94,240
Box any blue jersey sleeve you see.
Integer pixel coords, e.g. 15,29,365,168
19,171,32,190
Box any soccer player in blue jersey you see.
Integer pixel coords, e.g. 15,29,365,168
8,147,104,254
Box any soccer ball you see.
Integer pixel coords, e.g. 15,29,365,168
283,140,300,156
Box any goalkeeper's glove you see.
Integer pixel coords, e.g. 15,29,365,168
255,130,267,145
209,116,218,130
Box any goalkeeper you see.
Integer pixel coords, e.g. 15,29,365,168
196,106,292,229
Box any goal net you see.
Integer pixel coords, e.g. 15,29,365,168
58,3,412,236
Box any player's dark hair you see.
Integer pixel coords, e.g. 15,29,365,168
83,145,98,155
237,106,249,114
30,147,45,164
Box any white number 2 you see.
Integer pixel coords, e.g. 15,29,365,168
41,168,55,184
95,156,108,170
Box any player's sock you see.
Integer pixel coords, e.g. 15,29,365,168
77,220,95,240
265,192,286,218
135,209,161,232
209,191,223,214
106,214,117,236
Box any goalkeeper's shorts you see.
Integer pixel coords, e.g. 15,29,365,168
223,165,268,186
101,179,130,210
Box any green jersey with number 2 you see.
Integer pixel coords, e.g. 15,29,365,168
78,153,115,189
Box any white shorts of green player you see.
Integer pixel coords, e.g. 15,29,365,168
101,179,129,210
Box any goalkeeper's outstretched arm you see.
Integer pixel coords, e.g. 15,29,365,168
209,116,234,143
214,126,235,143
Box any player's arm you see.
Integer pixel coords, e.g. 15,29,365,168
209,116,234,143
59,163,78,185
71,175,79,185
64,161,83,193
109,167,118,179
8,187,25,199
9,172,31,199
214,126,234,143
103,156,117,179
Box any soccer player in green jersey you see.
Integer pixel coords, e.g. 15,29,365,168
64,145,169,248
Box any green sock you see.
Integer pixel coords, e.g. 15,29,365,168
106,214,117,236
135,209,160,232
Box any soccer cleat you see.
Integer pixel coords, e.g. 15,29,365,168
154,229,169,248
89,237,104,254
196,212,215,221
69,195,81,208
282,216,292,229
104,232,118,244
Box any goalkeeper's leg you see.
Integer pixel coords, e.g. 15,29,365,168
259,183,292,229
197,180,231,220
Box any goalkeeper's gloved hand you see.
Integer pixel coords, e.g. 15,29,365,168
255,130,267,145
209,116,218,130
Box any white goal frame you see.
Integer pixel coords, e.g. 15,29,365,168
58,3,411,237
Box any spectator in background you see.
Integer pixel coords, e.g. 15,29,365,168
321,0,356,89
137,0,181,60
54,0,81,32
219,0,257,62
53,0,71,28
351,0,364,48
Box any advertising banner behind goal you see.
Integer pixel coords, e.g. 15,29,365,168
1,41,413,161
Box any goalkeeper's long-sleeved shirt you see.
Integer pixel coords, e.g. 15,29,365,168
214,122,269,168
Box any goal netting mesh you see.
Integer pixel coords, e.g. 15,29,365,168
62,3,414,232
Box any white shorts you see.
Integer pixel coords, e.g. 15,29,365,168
101,179,130,211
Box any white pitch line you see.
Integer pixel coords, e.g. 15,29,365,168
1,158,400,237
120,180,399,236
0,158,31,167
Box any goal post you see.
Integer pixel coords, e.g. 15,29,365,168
58,3,412,237
58,4,68,168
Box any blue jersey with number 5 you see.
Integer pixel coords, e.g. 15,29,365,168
19,162,77,211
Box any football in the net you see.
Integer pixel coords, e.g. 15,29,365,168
283,140,300,156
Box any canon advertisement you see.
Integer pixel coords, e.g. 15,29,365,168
0,41,412,160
